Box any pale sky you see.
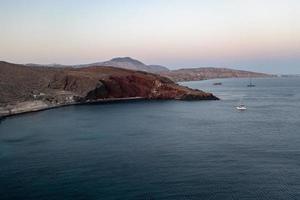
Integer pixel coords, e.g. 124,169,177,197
0,0,299,73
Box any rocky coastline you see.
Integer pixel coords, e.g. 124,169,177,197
0,97,146,119
0,61,218,119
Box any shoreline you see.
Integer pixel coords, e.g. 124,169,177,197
176,76,278,83
0,95,219,121
0,97,145,121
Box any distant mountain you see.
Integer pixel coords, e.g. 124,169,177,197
25,57,274,81
76,57,170,73
148,65,170,72
160,67,275,82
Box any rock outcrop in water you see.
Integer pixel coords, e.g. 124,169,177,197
0,61,218,117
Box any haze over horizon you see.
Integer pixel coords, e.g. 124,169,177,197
0,0,299,74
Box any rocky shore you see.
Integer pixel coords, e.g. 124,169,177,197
0,61,218,118
0,97,146,119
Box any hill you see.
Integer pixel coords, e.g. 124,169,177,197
0,61,217,117
160,67,274,82
75,57,169,73
26,57,274,82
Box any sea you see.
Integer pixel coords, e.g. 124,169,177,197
0,77,300,200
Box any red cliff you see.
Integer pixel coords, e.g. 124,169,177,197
0,61,218,116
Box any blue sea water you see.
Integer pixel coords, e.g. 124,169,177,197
0,77,300,200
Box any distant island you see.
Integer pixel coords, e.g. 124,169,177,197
26,57,275,82
160,67,275,82
279,74,300,78
0,61,218,118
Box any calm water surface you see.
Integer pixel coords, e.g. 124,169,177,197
1,78,300,200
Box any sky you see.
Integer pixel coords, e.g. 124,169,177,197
0,0,299,74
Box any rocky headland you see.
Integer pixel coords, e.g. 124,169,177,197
160,67,275,82
0,61,218,118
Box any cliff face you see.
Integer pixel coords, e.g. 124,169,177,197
0,61,218,112
160,67,275,82
46,66,218,101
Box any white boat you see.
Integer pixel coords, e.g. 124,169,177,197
236,105,247,111
236,98,247,111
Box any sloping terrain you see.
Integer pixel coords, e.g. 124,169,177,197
75,57,169,73
0,61,218,116
160,67,274,82
26,57,274,81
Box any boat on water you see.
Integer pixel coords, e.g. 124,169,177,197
236,98,247,111
213,82,222,85
236,104,247,111
247,78,255,87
